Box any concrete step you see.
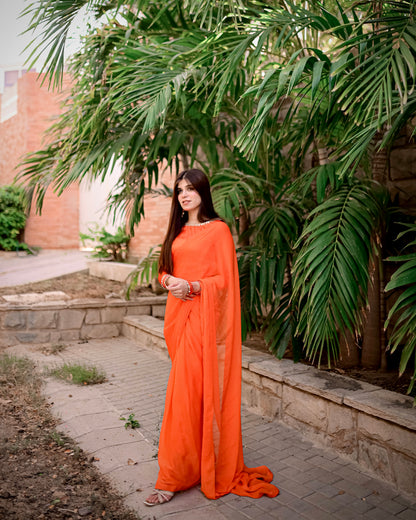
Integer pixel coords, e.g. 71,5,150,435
122,314,169,360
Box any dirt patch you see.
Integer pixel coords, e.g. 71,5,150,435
243,333,414,399
0,355,139,520
0,271,156,301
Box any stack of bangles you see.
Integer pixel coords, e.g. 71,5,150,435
161,274,200,295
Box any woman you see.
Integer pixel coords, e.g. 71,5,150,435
144,169,279,506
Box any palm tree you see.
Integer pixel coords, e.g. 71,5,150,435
18,0,416,397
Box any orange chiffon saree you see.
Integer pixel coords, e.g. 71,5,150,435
156,220,279,500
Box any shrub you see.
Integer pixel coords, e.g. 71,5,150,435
0,185,30,252
80,225,130,262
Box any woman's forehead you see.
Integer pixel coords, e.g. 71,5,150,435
177,178,193,189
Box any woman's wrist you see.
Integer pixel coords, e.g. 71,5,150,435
192,281,201,294
161,274,171,289
187,280,201,295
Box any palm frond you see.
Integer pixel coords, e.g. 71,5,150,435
333,2,416,123
292,181,385,366
21,0,101,88
126,245,161,299
385,223,416,399
210,168,265,223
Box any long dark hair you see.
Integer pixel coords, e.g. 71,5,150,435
159,169,219,274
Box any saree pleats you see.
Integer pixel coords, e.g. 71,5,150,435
156,221,279,500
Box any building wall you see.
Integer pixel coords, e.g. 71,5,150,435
128,167,175,260
0,71,79,249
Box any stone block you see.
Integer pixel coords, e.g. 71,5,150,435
344,388,416,430
241,383,256,409
152,304,166,318
242,369,262,387
88,260,136,282
59,330,81,342
282,385,328,431
327,401,357,455
285,369,378,405
358,439,393,483
250,358,311,383
0,331,17,347
261,376,282,397
58,309,85,330
4,311,26,329
124,315,165,337
241,346,270,369
391,451,416,496
357,413,416,459
15,331,51,343
2,291,69,304
256,390,281,419
85,309,101,325
81,324,120,339
28,310,57,329
100,306,126,323
125,305,151,315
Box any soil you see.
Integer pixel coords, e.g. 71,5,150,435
0,356,139,520
0,271,156,301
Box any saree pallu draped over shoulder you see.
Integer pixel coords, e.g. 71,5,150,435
156,220,279,499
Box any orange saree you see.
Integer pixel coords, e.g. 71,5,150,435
156,220,279,499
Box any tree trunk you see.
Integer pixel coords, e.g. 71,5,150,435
339,329,360,368
361,260,381,368
361,133,388,369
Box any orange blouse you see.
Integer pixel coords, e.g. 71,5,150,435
156,220,279,499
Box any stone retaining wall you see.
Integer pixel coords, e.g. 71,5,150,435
240,348,416,497
0,296,167,348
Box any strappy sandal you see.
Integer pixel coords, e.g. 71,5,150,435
143,489,174,506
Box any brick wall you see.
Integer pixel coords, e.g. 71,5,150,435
0,72,79,249
129,167,175,260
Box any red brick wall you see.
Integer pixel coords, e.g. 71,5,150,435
129,193,172,259
0,72,79,249
129,168,175,259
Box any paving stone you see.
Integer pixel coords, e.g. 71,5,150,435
378,498,408,515
364,507,398,520
277,477,315,498
304,492,341,513
215,505,251,519
334,507,366,520
396,509,416,520
300,507,336,520
263,504,304,519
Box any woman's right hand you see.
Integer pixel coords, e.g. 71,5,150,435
166,276,193,301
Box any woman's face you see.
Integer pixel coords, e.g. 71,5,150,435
177,178,202,214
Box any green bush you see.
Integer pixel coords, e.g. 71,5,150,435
0,185,30,252
80,225,130,262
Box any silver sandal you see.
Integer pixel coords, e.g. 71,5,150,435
143,488,174,506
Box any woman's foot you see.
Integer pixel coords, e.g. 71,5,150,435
143,489,174,506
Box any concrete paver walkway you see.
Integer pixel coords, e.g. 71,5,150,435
0,249,89,287
6,338,416,520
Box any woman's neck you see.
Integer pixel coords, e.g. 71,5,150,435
186,209,200,225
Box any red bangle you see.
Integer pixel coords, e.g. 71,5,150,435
188,281,194,295
161,274,170,289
